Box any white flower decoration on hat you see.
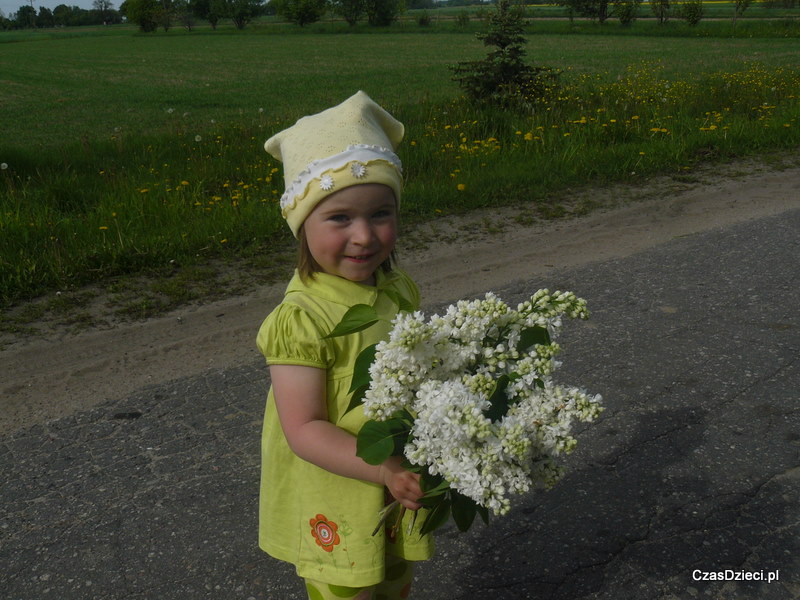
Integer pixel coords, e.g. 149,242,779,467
351,162,367,178
320,174,335,191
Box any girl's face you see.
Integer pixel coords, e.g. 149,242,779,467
303,183,397,286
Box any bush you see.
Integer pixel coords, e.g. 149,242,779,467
613,0,642,26
125,0,160,31
365,0,402,26
331,0,366,25
273,0,326,26
451,0,559,109
417,10,431,26
677,0,703,25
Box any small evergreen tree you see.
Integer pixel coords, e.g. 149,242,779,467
450,0,558,109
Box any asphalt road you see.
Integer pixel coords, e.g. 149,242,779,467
2,208,798,600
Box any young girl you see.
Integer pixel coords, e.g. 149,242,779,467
257,91,434,600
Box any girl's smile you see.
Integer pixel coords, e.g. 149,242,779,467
302,183,397,286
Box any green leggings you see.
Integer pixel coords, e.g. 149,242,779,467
304,554,414,600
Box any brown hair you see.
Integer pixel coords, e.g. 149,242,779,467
297,225,396,284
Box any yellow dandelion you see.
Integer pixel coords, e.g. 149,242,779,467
99,226,109,230
457,183,466,192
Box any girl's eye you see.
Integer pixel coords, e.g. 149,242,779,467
373,209,393,219
329,214,349,223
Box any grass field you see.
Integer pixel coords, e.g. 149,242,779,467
1,19,799,322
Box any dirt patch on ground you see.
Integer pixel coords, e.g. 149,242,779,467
2,156,799,435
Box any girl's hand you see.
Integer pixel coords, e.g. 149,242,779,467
379,456,423,511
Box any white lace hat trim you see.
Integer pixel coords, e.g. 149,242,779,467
279,144,402,211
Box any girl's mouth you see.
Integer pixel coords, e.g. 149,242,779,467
346,254,374,263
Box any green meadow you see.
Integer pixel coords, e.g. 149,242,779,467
1,18,799,320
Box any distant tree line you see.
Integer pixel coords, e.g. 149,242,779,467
3,0,797,32
1,1,123,29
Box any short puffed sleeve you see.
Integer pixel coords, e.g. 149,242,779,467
256,302,330,368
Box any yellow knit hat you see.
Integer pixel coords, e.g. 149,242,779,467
264,91,404,238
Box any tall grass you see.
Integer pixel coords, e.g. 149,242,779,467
1,30,799,307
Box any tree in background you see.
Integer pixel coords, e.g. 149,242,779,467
676,0,703,24
558,0,610,23
93,0,114,23
612,0,641,26
451,0,558,108
732,0,750,27
15,4,36,27
331,0,366,25
124,0,160,30
157,0,174,30
53,3,74,25
227,0,264,28
365,0,403,26
190,0,227,28
273,0,326,26
650,0,669,23
37,6,56,26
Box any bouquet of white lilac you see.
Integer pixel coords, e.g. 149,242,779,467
327,289,603,535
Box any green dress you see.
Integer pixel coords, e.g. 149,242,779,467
256,268,434,587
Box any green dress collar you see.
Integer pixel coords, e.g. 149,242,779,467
285,269,403,307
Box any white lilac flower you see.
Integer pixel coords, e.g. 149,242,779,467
361,290,601,515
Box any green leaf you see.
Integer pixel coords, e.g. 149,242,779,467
419,497,451,536
349,344,377,393
476,504,490,526
324,304,379,339
420,470,445,492
451,491,478,532
345,385,368,415
484,374,511,421
384,289,416,313
517,325,550,351
356,418,410,465
421,479,451,499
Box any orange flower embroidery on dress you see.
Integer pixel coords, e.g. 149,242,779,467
309,514,340,552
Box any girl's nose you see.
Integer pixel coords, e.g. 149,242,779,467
351,219,376,245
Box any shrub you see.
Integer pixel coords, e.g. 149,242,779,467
677,0,703,25
273,0,326,26
125,0,160,31
417,10,431,26
451,0,559,109
613,0,642,26
331,0,366,25
365,0,402,26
